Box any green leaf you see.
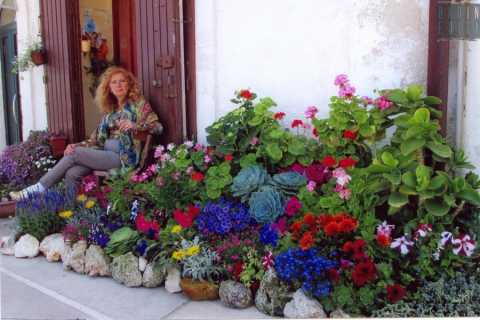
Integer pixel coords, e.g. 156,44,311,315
429,175,448,190
425,198,450,216
388,89,408,104
298,155,313,166
367,164,391,174
240,153,257,168
406,85,423,101
359,124,376,137
358,287,375,306
402,172,417,188
269,128,285,139
457,187,480,206
377,263,392,279
287,141,306,156
248,116,263,126
266,143,283,161
413,108,430,123
381,151,399,167
334,285,353,307
399,185,418,195
426,142,452,158
400,138,426,155
423,96,442,106
383,171,401,185
404,126,425,140
388,192,409,208
416,165,432,190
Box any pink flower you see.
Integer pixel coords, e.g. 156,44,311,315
262,251,275,269
451,234,476,257
374,96,393,110
414,223,432,240
304,106,318,119
184,140,194,148
186,166,194,175
332,168,351,187
334,74,349,87
167,143,175,151
362,96,374,105
271,217,288,234
285,197,302,216
339,84,356,99
306,181,317,192
377,221,395,237
250,137,259,145
147,164,157,174
204,154,212,164
303,123,311,130
334,184,351,200
171,171,181,181
160,153,171,162
291,163,306,175
390,236,414,255
291,119,304,128
154,145,165,158
194,143,204,151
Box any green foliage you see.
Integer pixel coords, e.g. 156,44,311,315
205,162,232,199
11,40,44,74
269,171,307,196
16,211,65,241
231,165,269,202
249,186,285,224
182,247,224,282
105,227,140,257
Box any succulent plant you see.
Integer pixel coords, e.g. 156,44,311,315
248,186,285,224
231,165,269,202
270,171,307,196
182,247,224,282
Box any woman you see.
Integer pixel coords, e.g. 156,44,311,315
11,66,162,199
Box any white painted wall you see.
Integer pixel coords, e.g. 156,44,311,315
16,0,48,140
195,0,429,142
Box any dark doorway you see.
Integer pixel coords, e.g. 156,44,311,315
0,22,21,145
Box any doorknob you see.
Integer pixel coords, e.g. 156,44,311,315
152,79,161,88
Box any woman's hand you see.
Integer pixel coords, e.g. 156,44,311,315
118,119,137,132
64,144,76,156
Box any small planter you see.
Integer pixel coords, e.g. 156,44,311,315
30,49,47,66
49,135,67,158
179,278,219,301
0,200,16,218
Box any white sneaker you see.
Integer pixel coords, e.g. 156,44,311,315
9,183,45,201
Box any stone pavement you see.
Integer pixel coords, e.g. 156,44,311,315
0,217,274,320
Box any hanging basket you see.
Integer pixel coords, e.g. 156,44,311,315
30,50,47,66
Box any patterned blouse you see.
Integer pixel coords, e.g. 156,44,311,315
83,98,161,168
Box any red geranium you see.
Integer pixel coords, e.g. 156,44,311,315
232,261,245,281
224,154,234,161
318,213,358,236
312,128,319,137
299,232,314,250
290,221,303,235
386,284,406,303
352,259,377,286
303,213,316,226
343,130,357,140
339,157,358,168
324,222,340,236
305,163,327,183
274,112,286,120
135,214,160,240
322,155,337,167
285,196,302,217
191,171,204,182
376,233,391,248
328,268,340,284
239,89,253,100
291,119,304,128
173,208,194,228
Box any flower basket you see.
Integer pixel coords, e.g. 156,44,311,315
49,135,67,158
30,49,47,66
0,200,16,218
179,278,219,301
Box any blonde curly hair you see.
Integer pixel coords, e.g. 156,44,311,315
95,66,142,114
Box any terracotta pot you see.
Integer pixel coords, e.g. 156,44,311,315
30,50,47,66
0,200,16,218
49,135,67,158
179,278,219,301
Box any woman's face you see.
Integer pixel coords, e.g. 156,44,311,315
109,73,129,102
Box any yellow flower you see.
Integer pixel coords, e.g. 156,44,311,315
186,245,200,256
76,194,86,202
85,200,96,209
171,225,182,234
58,210,73,219
172,250,185,261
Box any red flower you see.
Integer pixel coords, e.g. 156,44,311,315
233,261,245,281
312,128,319,137
339,157,358,168
342,241,355,254
352,259,377,286
290,221,303,234
173,209,194,228
299,232,314,250
274,112,286,120
339,219,358,233
191,171,204,182
353,239,366,252
386,284,406,303
187,205,201,219
324,222,340,236
291,119,304,128
376,233,391,248
328,268,340,284
239,89,253,100
305,163,327,183
322,155,337,167
343,130,357,140
303,213,316,226
224,154,234,161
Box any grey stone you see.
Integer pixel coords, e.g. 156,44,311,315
85,245,111,277
39,233,65,262
142,262,166,288
330,309,350,318
165,266,182,293
283,289,326,318
0,235,15,255
111,252,142,287
255,269,292,316
68,240,87,274
14,234,39,258
139,256,147,272
219,280,253,309
61,243,73,270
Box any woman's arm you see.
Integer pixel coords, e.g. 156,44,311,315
135,101,163,135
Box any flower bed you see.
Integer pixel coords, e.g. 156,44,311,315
6,77,480,317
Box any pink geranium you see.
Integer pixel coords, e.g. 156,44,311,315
334,184,351,200
332,167,351,187
285,197,302,216
306,181,317,192
304,106,318,119
334,74,349,87
374,96,393,110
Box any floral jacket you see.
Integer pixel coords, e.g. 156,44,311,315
83,98,162,168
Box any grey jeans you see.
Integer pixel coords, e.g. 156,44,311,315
39,146,121,190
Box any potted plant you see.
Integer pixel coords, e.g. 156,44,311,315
49,133,67,158
12,40,46,74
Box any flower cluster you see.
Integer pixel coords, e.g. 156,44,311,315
173,205,200,228
290,162,330,185
172,244,200,261
334,74,356,99
130,164,157,183
275,248,338,298
259,224,279,247
196,198,254,236
434,231,477,259
376,221,395,248
317,213,358,236
135,213,160,240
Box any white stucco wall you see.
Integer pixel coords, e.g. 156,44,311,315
195,0,429,143
16,0,48,140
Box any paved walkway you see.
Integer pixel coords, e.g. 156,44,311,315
0,218,273,320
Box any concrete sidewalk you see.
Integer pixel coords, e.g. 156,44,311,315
0,218,273,320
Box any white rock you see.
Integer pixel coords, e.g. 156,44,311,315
39,233,65,262
63,240,87,273
85,245,111,277
284,289,326,319
14,234,40,258
61,243,73,270
139,256,147,272
0,235,15,255
165,266,182,293
330,309,350,318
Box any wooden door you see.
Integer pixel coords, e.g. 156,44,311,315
134,0,184,144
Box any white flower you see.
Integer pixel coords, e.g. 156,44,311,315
184,140,194,149
390,235,414,255
376,221,395,236
332,168,351,187
167,143,175,151
439,231,453,248
451,234,476,257
432,250,441,261
414,223,432,240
